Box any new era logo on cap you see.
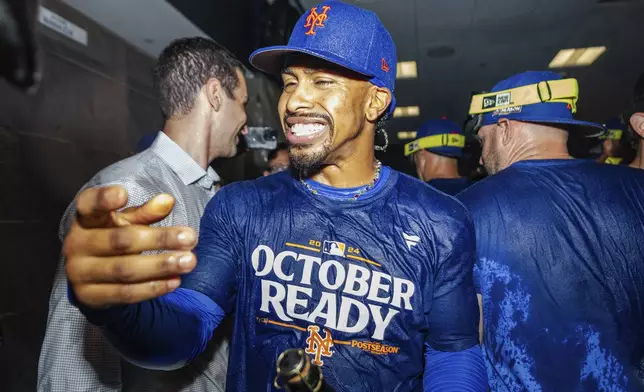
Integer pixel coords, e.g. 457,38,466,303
482,92,512,110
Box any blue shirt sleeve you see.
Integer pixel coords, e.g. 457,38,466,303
72,288,224,370
181,186,242,313
423,344,488,391
425,203,480,351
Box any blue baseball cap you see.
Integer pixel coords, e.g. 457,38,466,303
603,117,626,138
476,71,605,137
412,118,465,158
249,1,397,114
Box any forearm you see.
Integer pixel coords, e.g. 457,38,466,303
423,345,488,392
71,288,224,370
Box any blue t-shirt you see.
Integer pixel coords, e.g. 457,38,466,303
183,166,480,392
427,177,472,196
457,159,644,391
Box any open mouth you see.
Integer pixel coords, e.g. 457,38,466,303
285,117,329,144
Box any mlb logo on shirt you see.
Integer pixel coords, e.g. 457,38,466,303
323,240,346,257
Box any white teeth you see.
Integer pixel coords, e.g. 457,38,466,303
291,123,325,136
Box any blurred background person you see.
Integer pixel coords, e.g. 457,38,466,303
460,70,644,391
595,117,630,165
37,37,247,392
404,118,471,195
624,72,644,170
262,142,289,176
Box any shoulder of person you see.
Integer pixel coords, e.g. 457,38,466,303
88,151,161,191
456,166,520,208
215,171,294,203
393,170,471,217
388,171,474,243
204,172,293,219
58,152,171,239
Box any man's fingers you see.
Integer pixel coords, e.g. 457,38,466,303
76,186,128,228
64,225,197,257
117,194,175,226
74,279,182,308
68,252,196,284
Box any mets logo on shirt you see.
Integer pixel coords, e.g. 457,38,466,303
304,5,331,35
305,326,334,366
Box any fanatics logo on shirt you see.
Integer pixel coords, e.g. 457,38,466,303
402,232,420,250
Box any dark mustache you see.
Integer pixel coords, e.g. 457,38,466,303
284,112,333,127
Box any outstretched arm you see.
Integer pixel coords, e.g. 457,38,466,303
73,288,224,370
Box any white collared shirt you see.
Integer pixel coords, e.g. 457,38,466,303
38,132,227,392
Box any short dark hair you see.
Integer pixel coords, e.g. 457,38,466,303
154,37,242,119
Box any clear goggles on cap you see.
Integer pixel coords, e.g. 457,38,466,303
463,78,580,135
404,133,465,156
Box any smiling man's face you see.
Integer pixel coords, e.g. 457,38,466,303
278,55,373,173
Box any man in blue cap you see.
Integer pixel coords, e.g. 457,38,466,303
458,70,644,391
404,118,471,195
60,2,487,391
594,117,629,165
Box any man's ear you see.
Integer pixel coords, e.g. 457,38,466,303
366,86,392,122
497,118,512,146
630,113,644,138
204,77,223,112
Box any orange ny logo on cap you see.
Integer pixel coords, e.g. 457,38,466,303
304,5,331,36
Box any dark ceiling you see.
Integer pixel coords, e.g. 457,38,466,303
176,0,644,144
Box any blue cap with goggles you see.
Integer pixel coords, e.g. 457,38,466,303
601,117,626,141
464,71,605,137
404,118,466,158
249,1,397,115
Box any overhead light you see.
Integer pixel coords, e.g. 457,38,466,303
397,131,417,140
548,46,606,68
396,61,417,79
393,106,420,118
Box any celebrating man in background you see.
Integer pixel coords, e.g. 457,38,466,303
596,117,629,165
459,70,644,391
404,118,471,195
38,37,248,392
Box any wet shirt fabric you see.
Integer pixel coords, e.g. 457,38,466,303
427,177,472,196
457,159,644,391
183,166,480,392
